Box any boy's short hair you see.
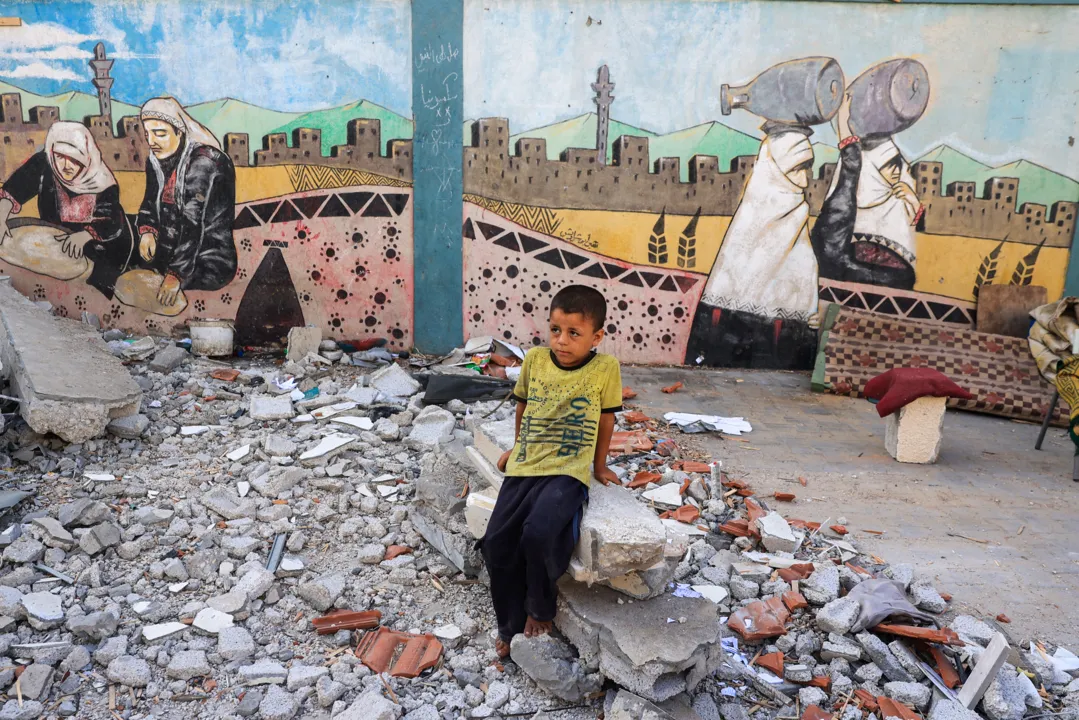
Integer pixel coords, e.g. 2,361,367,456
550,285,607,331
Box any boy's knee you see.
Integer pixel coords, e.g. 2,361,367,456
520,521,556,549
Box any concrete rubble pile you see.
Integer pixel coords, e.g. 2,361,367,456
0,323,1069,720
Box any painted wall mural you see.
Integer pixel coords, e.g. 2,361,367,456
0,1,414,349
462,0,1079,369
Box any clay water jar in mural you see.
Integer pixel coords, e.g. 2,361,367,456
720,57,844,125
847,58,930,138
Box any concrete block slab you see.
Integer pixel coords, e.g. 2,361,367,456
885,396,947,464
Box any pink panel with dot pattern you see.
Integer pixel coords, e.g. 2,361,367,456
0,185,413,350
462,202,705,365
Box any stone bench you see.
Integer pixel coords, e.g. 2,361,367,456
885,395,948,464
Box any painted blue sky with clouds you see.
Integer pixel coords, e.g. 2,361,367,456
0,0,411,113
465,0,1079,177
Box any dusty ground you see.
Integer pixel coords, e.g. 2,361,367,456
623,365,1079,651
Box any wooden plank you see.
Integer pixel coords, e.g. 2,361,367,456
957,632,1009,709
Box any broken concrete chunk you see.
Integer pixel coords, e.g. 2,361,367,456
106,655,152,687
758,512,799,553
296,574,346,612
369,363,421,399
79,521,121,555
141,622,187,642
249,395,294,421
950,615,996,647
474,417,515,467
885,681,932,711
574,481,666,582
67,611,118,641
286,327,322,362
21,591,63,630
407,405,456,448
464,489,497,539
166,650,212,680
192,607,233,634
608,689,678,719
238,659,289,685
816,596,861,635
856,632,914,682
2,536,44,564
148,345,189,373
555,578,725,703
0,284,142,442
510,634,602,703
57,499,111,528
107,413,149,438
802,565,840,605
218,626,256,661
298,434,355,464
910,578,948,613
200,487,256,521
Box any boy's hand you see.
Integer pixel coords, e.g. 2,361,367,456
497,450,511,473
594,466,618,486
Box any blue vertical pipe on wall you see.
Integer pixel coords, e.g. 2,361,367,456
411,0,464,353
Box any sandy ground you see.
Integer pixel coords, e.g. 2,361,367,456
623,365,1079,651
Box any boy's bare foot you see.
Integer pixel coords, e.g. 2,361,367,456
495,637,511,659
524,616,552,637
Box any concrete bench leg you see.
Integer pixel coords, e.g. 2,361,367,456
885,396,948,464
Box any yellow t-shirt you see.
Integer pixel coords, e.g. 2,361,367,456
506,348,623,486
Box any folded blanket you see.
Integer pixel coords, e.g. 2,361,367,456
863,367,973,417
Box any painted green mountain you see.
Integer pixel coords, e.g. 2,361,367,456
973,160,1079,211
0,80,140,129
498,113,656,164
647,122,761,182
186,99,301,153
915,145,991,192
269,100,414,156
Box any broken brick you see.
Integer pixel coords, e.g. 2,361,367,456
676,461,712,473
655,439,678,456
744,497,766,525
773,491,796,502
778,564,815,583
728,597,790,641
877,697,922,720
940,592,952,602
608,431,653,455
782,591,809,611
659,505,700,524
927,645,960,689
809,675,832,691
621,410,651,424
311,610,382,635
830,524,848,535
722,478,748,490
756,651,785,677
210,368,241,382
661,381,684,394
384,545,412,561
628,471,662,489
718,519,753,537
356,627,443,678
854,690,879,712
802,706,832,720
789,519,821,531
622,387,637,400
872,623,965,647
996,613,1011,623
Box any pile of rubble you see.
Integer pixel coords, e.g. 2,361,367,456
0,319,1071,720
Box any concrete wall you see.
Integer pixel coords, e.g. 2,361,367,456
0,1,415,350
462,0,1079,368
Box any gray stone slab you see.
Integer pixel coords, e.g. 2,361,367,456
0,283,142,442
555,578,726,703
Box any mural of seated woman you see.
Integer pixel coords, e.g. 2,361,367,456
132,97,237,311
810,93,923,291
0,121,134,298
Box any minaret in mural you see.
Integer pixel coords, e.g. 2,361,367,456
591,64,614,166
89,43,115,127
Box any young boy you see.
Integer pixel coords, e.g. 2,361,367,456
480,285,622,658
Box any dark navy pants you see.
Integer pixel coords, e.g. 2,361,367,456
480,474,587,641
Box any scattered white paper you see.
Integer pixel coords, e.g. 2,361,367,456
289,388,305,402
273,376,298,392
693,585,731,604
642,483,683,508
663,412,752,435
84,473,114,482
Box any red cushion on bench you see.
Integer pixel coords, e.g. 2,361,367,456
863,367,973,417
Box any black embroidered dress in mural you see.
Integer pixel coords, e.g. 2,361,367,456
136,137,238,291
0,123,134,298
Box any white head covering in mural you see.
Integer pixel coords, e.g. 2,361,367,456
701,131,819,322
140,97,221,150
852,139,918,268
44,121,117,195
